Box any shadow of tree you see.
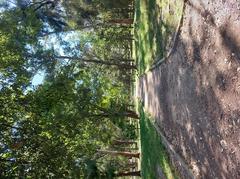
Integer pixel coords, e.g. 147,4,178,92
134,0,182,74
137,0,240,178
220,26,240,61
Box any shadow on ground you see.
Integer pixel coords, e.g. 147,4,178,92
137,0,240,178
134,0,183,74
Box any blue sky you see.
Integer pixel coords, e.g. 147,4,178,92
31,71,45,86
30,31,81,87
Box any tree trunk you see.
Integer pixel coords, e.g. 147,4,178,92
93,111,139,119
54,55,137,69
113,139,137,145
108,18,134,25
104,36,134,41
124,110,139,119
90,105,139,119
91,106,139,119
126,162,138,168
115,171,141,177
97,150,140,158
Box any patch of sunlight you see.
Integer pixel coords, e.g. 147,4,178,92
134,0,184,74
138,102,178,178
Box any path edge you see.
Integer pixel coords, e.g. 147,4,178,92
153,121,195,179
148,0,187,73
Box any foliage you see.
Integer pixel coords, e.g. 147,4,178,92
0,7,42,88
0,0,137,177
0,64,132,177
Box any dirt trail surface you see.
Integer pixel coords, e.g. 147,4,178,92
136,0,240,178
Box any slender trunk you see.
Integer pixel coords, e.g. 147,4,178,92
117,147,138,150
74,22,133,30
92,112,139,119
32,0,56,11
115,171,141,177
111,8,134,13
89,112,139,119
108,18,134,25
113,139,137,145
40,22,133,36
54,55,137,69
104,36,134,41
97,150,140,158
40,29,76,37
111,58,135,63
124,110,139,119
126,162,138,168
90,105,139,119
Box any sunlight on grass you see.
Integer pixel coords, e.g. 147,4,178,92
134,0,184,74
138,103,178,179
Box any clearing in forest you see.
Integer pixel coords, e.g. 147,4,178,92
134,0,184,178
136,0,240,178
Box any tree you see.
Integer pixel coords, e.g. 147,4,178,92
113,139,137,145
0,0,138,177
98,150,140,158
0,7,42,88
115,171,141,177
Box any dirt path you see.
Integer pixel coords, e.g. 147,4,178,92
136,0,240,178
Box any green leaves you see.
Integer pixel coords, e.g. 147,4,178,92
0,1,136,177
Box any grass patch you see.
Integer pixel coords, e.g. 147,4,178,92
138,103,177,179
134,0,184,74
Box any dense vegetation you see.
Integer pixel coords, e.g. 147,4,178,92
0,0,140,178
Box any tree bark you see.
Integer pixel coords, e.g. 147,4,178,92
92,111,139,119
113,139,137,145
97,150,140,158
54,55,137,69
115,171,141,177
126,162,138,168
124,110,139,119
89,105,139,119
108,18,134,25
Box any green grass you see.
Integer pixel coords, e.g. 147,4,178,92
134,0,184,74
138,103,178,179
133,1,184,176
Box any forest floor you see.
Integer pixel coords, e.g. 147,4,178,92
135,0,240,178
134,0,183,74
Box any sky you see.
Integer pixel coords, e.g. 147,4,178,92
29,31,82,87
1,2,83,88
31,71,45,86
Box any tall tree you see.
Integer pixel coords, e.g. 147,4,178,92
0,0,138,177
